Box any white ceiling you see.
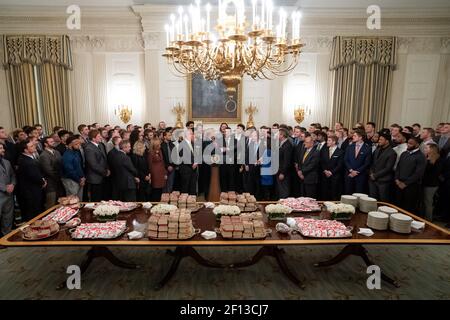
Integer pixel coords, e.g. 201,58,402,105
1,0,449,8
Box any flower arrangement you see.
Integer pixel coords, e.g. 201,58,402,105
150,204,178,215
213,205,241,220
265,204,293,220
323,202,355,220
93,205,120,222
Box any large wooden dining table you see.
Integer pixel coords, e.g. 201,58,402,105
1,202,449,290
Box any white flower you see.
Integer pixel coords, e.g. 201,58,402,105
151,204,178,214
93,205,120,217
213,205,241,216
324,202,355,214
265,204,292,215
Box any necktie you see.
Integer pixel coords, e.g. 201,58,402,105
303,149,309,163
355,144,361,158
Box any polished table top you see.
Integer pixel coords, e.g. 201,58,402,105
1,202,449,246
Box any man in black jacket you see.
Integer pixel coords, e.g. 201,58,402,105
369,132,397,202
161,130,176,193
108,140,139,201
296,135,319,198
85,129,110,202
319,135,344,200
395,137,426,213
219,127,237,192
276,128,293,199
243,129,260,197
16,139,47,221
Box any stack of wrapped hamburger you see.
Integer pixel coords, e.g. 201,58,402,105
219,211,265,239
23,220,60,239
147,209,194,239
160,192,197,210
220,192,257,212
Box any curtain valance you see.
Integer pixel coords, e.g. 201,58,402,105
330,36,397,70
2,35,72,70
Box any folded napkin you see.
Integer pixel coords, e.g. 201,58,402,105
204,202,215,209
127,231,143,240
411,220,425,231
358,228,374,237
201,230,217,240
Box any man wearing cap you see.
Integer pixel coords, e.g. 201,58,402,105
369,131,397,202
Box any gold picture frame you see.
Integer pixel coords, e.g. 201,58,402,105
188,73,242,123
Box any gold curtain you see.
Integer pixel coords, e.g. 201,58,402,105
330,36,397,128
1,35,73,131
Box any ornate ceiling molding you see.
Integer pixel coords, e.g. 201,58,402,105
397,36,449,54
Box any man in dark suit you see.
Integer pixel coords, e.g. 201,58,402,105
177,129,198,195
368,132,397,202
291,127,305,197
219,127,237,192
0,127,16,164
319,135,344,200
276,128,293,199
243,129,260,197
84,129,110,202
108,140,139,202
0,143,16,236
394,137,426,213
344,129,372,194
16,139,47,221
235,124,247,193
39,136,64,209
434,123,450,158
161,130,176,193
296,135,319,198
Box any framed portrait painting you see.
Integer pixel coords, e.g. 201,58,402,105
188,73,242,123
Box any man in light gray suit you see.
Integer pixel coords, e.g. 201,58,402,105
0,143,16,237
39,136,64,209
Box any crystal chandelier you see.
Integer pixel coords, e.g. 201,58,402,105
163,0,304,101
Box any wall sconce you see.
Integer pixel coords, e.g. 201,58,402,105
294,105,311,125
172,102,185,129
115,104,132,124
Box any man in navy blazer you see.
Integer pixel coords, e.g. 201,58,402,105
344,129,372,194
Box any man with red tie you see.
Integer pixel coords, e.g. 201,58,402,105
344,129,372,194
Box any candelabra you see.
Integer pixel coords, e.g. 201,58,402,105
115,105,132,124
294,105,311,125
172,103,186,128
245,102,258,128
162,0,304,101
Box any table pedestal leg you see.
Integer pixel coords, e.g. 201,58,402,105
155,246,226,290
56,246,138,290
230,246,305,289
314,244,400,288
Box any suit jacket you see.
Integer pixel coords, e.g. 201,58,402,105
434,135,450,158
369,146,396,183
340,138,350,153
344,143,372,175
178,140,195,167
278,139,293,176
84,142,108,184
0,157,16,194
38,149,63,192
245,141,260,166
161,140,175,168
235,134,247,165
17,154,45,197
319,146,344,178
395,150,426,186
297,147,320,184
222,136,237,164
109,150,137,190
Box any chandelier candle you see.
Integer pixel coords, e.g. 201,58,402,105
163,0,304,101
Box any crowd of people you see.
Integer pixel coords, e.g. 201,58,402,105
0,119,449,237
